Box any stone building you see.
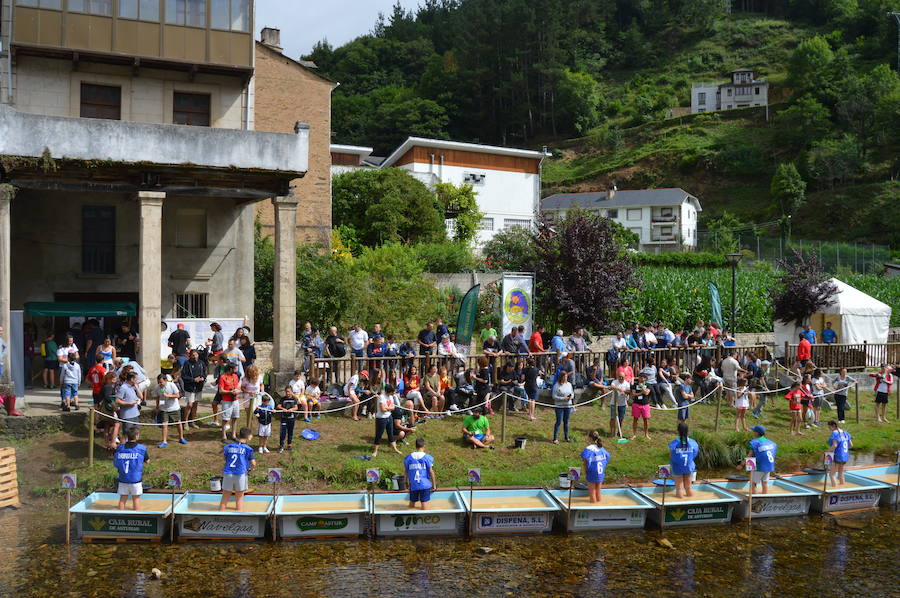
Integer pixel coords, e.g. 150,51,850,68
0,1,310,386
253,27,336,248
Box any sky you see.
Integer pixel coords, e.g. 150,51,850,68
256,0,423,59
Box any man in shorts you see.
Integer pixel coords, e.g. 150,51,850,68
630,373,652,440
219,427,256,511
743,425,777,494
113,427,149,510
152,374,187,448
869,364,894,423
181,350,206,429
404,437,436,510
217,363,241,442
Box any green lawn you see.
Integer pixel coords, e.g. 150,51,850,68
17,390,898,498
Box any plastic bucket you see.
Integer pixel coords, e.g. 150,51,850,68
514,437,527,449
210,476,223,492
391,475,407,491
559,473,571,489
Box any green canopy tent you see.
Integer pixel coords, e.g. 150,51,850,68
24,302,137,317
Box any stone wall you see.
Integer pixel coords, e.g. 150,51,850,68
0,413,86,440
253,43,335,248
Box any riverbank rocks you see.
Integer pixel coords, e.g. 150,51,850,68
150,568,163,580
475,546,495,554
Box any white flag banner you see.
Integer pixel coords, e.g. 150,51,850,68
160,318,245,358
500,274,534,340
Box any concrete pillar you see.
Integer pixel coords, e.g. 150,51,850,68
0,185,14,385
271,195,299,379
137,191,165,380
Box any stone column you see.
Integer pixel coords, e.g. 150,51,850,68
0,185,14,385
137,191,165,380
271,195,299,383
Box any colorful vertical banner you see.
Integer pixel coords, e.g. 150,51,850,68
500,274,534,339
708,282,723,328
455,284,480,346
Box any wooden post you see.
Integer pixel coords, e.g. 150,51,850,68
783,341,789,366
65,488,71,546
500,392,507,444
88,408,95,467
169,484,176,543
854,383,860,424
468,483,474,536
714,386,722,433
271,480,278,541
566,482,574,533
660,476,667,532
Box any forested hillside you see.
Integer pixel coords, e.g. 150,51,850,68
305,0,900,246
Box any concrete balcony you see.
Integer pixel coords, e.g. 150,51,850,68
0,104,308,176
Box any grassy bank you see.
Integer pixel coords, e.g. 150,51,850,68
8,389,898,500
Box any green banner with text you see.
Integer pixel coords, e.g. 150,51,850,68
455,284,480,346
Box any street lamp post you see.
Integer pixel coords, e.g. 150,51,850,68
725,253,743,334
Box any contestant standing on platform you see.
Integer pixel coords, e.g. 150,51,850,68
742,425,777,494
219,427,256,511
669,422,699,498
827,421,852,486
580,430,610,503
404,437,436,510
113,427,149,510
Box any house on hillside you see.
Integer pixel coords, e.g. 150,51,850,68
541,188,702,252
380,137,550,247
691,68,769,113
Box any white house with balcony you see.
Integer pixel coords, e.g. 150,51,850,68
691,68,769,113
379,137,550,247
541,188,702,252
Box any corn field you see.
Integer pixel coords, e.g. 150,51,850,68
620,267,900,332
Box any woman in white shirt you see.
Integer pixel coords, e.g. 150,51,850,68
241,364,262,429
551,371,574,444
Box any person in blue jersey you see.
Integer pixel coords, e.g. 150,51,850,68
827,420,853,487
669,422,700,498
580,430,610,503
219,427,256,511
404,437,436,510
113,427,149,510
741,425,777,494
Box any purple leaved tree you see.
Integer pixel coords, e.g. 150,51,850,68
772,249,837,326
532,209,639,331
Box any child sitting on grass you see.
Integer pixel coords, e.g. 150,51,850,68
305,377,322,420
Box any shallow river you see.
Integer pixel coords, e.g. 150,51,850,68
0,503,897,597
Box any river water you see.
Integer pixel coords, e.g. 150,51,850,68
0,503,897,597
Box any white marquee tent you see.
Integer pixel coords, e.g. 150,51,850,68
774,278,892,357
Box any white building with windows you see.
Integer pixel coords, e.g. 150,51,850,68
691,68,769,114
379,137,550,247
541,188,702,252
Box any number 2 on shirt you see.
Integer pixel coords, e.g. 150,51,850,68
229,454,239,468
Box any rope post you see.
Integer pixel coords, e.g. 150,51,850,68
500,392,507,444
854,383,859,424
88,407,95,467
714,385,722,433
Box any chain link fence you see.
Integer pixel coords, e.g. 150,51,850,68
697,233,891,274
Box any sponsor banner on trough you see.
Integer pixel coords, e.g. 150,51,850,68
573,509,644,529
280,515,359,537
825,491,879,510
665,505,729,523
476,512,549,532
179,516,263,537
81,514,159,535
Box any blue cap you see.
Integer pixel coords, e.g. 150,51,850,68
751,425,766,436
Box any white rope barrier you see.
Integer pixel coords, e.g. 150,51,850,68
650,385,719,411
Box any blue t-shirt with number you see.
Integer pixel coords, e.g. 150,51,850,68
223,442,254,475
404,452,434,491
580,445,610,483
829,430,852,462
749,437,777,472
113,442,148,484
668,438,699,475
821,328,837,344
